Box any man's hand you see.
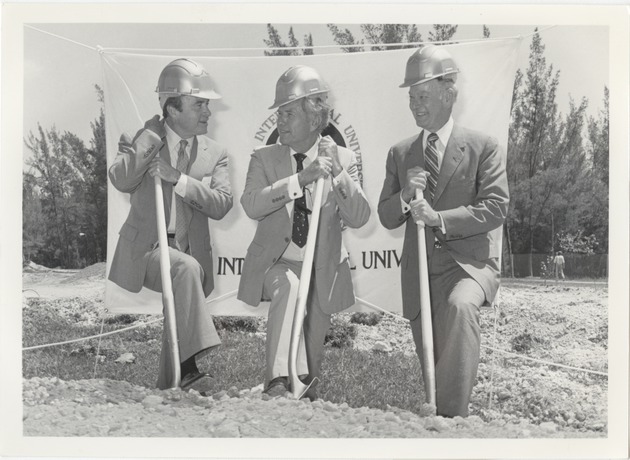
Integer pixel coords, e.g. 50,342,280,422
148,157,181,184
410,198,441,227
298,156,332,187
144,115,162,136
402,166,430,203
318,136,343,177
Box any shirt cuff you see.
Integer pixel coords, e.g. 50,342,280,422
332,170,344,187
400,192,411,214
174,173,188,196
288,173,304,200
437,212,446,233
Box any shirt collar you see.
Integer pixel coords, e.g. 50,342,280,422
423,116,454,148
164,122,193,154
289,135,321,162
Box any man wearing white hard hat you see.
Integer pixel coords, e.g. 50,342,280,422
378,45,509,417
108,58,233,391
238,66,370,399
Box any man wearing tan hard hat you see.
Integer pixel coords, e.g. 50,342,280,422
378,45,509,417
109,58,233,392
238,65,370,400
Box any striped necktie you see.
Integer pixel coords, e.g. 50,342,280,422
292,153,308,248
424,132,440,200
175,139,189,251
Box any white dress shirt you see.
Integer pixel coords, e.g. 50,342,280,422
164,122,192,233
282,136,343,262
400,116,454,232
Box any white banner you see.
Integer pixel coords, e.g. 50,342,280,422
102,39,520,316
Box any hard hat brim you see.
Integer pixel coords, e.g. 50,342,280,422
268,89,328,110
399,71,458,88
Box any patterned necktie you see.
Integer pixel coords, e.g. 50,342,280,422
424,132,440,200
292,153,309,248
175,139,189,251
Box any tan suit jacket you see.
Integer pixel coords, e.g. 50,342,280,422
108,123,233,295
378,125,509,320
238,142,370,313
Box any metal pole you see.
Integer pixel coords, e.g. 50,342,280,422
288,176,325,399
415,189,436,408
154,176,181,389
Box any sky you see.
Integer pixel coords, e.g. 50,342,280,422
22,22,609,151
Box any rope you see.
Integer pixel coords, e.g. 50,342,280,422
24,24,98,52
25,22,554,57
22,290,239,351
92,311,107,379
480,345,608,377
22,317,163,351
101,35,522,56
99,56,144,125
487,303,500,410
355,296,608,377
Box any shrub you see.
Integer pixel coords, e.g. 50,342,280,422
350,312,383,326
104,314,138,325
324,317,357,348
213,316,260,333
510,330,545,353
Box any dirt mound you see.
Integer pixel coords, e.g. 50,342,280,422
60,262,107,284
23,376,592,438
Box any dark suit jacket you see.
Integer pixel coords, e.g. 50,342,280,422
108,123,233,296
238,142,370,313
378,124,509,320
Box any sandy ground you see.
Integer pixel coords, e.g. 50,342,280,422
22,263,607,438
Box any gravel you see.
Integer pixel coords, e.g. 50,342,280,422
22,265,608,438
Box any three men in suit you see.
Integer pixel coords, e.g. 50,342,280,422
378,45,509,417
108,59,233,391
238,66,371,399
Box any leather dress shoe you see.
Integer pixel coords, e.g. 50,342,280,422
264,376,289,397
181,371,213,394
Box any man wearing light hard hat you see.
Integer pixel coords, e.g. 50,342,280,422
378,45,509,417
238,66,370,399
109,59,233,391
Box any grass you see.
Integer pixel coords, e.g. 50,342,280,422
22,298,425,413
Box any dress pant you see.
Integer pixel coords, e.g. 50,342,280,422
410,245,485,417
143,246,221,390
262,258,332,386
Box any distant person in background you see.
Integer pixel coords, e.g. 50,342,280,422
378,45,509,417
108,59,233,391
553,251,566,280
238,65,370,400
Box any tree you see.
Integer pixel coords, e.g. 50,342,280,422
587,87,609,186
507,29,608,277
263,24,314,56
23,85,108,268
327,24,364,52
507,29,562,275
428,24,458,42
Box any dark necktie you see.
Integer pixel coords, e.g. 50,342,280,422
292,153,308,248
424,133,440,200
175,139,189,251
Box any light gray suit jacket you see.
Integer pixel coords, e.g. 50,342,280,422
238,142,370,313
108,123,233,296
378,124,509,320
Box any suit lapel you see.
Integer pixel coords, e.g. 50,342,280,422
181,137,198,229
433,125,465,205
273,144,293,181
404,133,425,185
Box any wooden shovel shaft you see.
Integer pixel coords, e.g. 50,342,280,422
288,176,325,399
415,189,436,407
154,176,181,389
